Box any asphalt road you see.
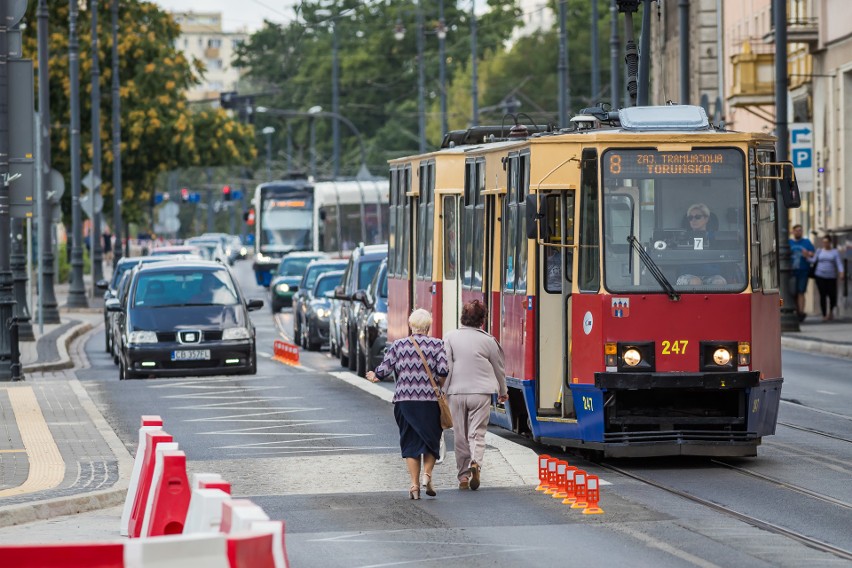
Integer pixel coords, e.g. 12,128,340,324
76,259,852,567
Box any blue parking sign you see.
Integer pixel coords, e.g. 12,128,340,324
793,148,812,168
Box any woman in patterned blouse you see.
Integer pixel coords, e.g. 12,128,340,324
367,309,449,500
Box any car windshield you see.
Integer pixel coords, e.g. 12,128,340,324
601,148,747,294
133,270,239,307
303,263,345,289
277,256,320,277
358,259,383,289
111,261,137,288
314,273,342,297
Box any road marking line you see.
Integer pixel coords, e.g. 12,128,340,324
0,387,66,498
258,351,273,358
0,449,27,453
816,390,837,395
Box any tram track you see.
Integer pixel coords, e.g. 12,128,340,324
600,462,852,562
777,421,852,445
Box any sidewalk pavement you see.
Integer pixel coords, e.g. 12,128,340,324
0,276,850,531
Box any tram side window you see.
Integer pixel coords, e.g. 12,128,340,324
443,196,457,280
461,162,474,288
473,161,486,290
416,162,435,280
388,170,397,276
461,160,484,290
503,158,518,292
756,149,778,291
402,166,411,278
516,154,530,293
319,205,339,253
543,194,564,294
578,150,601,292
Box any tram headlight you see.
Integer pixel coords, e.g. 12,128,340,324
713,348,732,366
622,348,642,367
737,342,751,366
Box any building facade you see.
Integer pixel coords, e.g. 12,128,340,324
171,11,247,103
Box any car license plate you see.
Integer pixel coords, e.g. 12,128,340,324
171,349,211,361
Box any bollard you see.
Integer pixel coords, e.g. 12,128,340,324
552,461,569,499
571,469,589,509
561,467,578,505
583,474,605,515
535,454,551,491
544,458,558,495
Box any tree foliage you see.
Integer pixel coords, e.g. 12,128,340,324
238,0,637,180
22,1,256,226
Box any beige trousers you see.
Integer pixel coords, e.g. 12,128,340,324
449,393,492,481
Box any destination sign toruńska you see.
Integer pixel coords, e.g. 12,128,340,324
605,149,743,178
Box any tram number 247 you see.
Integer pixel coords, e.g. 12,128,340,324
661,340,688,355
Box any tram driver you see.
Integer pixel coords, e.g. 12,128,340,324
676,203,730,286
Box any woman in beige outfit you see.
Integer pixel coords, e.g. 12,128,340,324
443,300,507,490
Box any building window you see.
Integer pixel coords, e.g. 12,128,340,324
208,38,222,48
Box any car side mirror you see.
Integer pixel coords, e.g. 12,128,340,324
96,279,110,291
246,298,264,311
323,290,335,299
352,290,369,305
105,298,123,313
334,285,349,300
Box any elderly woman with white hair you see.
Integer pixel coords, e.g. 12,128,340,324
367,309,448,500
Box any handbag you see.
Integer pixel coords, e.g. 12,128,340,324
410,337,453,430
808,252,819,279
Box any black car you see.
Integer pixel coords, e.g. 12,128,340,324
293,258,348,344
269,252,328,312
97,256,172,353
335,244,387,370
105,268,136,365
110,261,264,379
354,258,388,377
301,270,344,351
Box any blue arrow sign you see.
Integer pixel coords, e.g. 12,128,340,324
791,128,811,143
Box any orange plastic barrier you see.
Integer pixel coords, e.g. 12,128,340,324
272,340,300,366
583,474,605,515
146,450,192,536
543,458,558,495
227,533,276,568
128,430,174,538
535,454,551,491
1,543,124,568
552,461,569,499
561,466,578,505
571,469,589,509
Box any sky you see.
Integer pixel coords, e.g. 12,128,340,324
151,0,300,32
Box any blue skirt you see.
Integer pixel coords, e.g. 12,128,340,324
394,401,441,459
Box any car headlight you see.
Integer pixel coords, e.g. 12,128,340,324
275,283,290,294
622,348,642,367
128,331,157,344
713,348,732,366
315,308,329,319
223,327,251,340
240,247,247,256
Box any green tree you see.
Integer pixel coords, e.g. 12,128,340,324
22,1,256,227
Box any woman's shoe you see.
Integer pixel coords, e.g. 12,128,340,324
409,484,421,500
423,473,436,497
469,462,481,491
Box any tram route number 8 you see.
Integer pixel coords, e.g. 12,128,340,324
661,340,688,355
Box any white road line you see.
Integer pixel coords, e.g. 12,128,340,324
185,409,323,421
816,390,837,395
258,351,273,358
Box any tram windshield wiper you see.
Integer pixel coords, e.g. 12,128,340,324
627,235,680,301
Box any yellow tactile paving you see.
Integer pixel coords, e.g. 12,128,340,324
0,387,65,498
0,449,27,453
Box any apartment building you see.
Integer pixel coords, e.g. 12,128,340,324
171,11,247,103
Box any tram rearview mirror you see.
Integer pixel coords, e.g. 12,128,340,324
525,194,550,240
779,162,802,209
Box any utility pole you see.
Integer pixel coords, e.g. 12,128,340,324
610,0,621,108
111,0,123,264
37,0,60,323
679,0,690,104
592,0,600,104
638,0,651,105
774,0,798,332
558,0,568,127
470,4,479,126
416,4,426,153
437,0,447,137
331,16,340,178
90,0,104,284
68,0,89,308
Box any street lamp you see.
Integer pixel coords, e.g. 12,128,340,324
308,106,322,180
437,0,447,137
261,126,275,181
67,0,88,308
255,106,369,178
393,8,427,153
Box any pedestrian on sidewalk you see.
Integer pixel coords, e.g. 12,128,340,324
442,300,507,491
810,235,845,321
366,309,448,500
789,224,815,321
103,230,113,266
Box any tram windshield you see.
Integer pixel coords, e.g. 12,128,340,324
601,148,747,293
260,198,312,252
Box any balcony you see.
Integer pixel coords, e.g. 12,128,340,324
728,42,775,108
787,17,819,47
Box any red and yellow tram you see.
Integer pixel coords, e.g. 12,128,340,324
387,105,800,457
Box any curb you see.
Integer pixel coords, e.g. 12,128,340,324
22,321,94,373
0,326,133,528
781,336,852,359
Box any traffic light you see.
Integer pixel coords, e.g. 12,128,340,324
222,185,231,201
181,188,189,202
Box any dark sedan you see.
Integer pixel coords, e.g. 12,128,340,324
354,259,388,377
270,252,327,312
111,261,263,379
97,255,173,353
293,258,348,344
302,270,343,351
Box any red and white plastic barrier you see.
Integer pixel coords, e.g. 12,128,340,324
144,450,192,537
1,543,125,568
272,340,299,365
128,430,174,538
139,442,179,537
124,533,230,568
121,416,164,537
220,500,270,534
184,489,231,534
